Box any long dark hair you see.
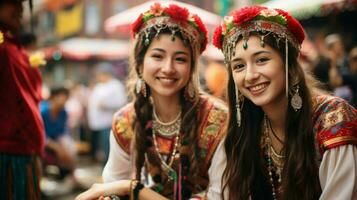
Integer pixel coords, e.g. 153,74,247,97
222,32,322,200
128,28,202,192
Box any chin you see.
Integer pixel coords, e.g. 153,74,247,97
248,96,271,107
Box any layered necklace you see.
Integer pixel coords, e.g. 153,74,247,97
152,107,181,181
263,115,285,200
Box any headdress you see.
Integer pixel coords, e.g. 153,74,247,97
213,6,305,115
131,2,208,54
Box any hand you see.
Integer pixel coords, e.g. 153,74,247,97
75,180,131,200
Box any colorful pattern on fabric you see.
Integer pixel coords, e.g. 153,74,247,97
112,104,135,154
112,96,227,197
0,154,41,200
312,95,357,155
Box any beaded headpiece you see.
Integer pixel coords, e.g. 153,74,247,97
131,3,208,54
213,6,305,99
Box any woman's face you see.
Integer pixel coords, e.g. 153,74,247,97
142,34,192,100
0,0,23,33
230,36,286,108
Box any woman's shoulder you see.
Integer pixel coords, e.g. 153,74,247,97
312,95,357,153
199,94,228,115
196,95,228,162
111,103,135,154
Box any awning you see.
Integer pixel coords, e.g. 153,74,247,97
43,38,130,61
262,0,357,19
104,0,222,35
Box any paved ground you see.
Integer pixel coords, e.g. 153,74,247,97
41,155,103,200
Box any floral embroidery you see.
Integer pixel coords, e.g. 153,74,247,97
313,95,357,154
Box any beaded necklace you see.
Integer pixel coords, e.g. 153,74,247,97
263,115,285,200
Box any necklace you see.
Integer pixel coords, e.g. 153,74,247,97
264,115,285,200
153,108,182,137
268,118,284,144
152,107,181,181
152,130,180,181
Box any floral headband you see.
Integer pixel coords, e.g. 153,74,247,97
213,6,305,60
213,6,306,107
131,3,208,54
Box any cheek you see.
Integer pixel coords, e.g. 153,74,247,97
232,72,244,88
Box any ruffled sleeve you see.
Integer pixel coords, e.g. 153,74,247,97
319,145,357,199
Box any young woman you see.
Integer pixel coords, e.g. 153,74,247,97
207,6,357,200
76,3,227,200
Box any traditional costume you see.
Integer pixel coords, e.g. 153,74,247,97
207,6,357,200
0,28,44,199
103,3,227,200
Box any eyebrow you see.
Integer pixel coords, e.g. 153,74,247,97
231,50,271,62
151,48,189,56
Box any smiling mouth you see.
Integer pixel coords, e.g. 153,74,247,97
156,77,178,84
248,83,269,94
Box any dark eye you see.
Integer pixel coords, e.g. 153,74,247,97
256,57,269,64
152,54,163,59
176,57,187,63
232,63,245,72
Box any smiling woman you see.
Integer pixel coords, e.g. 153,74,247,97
207,5,357,200
76,3,227,200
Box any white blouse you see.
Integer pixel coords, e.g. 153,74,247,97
206,140,357,200
102,131,132,182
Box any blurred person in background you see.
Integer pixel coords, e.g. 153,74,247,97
204,60,228,100
87,63,127,165
348,47,357,107
41,86,78,186
313,33,353,102
0,0,45,199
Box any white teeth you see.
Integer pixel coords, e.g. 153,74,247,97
250,83,267,91
159,77,176,83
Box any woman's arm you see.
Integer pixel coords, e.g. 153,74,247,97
319,144,357,200
102,132,131,182
205,140,227,200
75,179,169,200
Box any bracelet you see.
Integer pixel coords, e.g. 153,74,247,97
129,180,137,200
133,182,144,200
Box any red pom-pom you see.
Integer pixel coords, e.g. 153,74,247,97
131,13,143,38
192,14,208,52
164,4,189,23
212,26,223,49
275,8,305,44
232,6,265,26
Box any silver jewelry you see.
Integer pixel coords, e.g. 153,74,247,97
135,77,147,97
152,107,181,181
235,88,242,127
263,115,285,200
291,85,302,111
184,82,195,101
152,107,181,137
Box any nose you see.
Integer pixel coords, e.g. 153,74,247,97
161,59,175,74
244,63,259,83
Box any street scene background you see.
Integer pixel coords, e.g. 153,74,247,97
17,0,357,199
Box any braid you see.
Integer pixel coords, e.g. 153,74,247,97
179,94,202,197
133,90,152,180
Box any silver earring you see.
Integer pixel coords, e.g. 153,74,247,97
291,85,302,111
235,88,242,127
184,82,195,101
135,78,147,97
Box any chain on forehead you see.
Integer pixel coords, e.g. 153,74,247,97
222,20,301,66
135,17,201,55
